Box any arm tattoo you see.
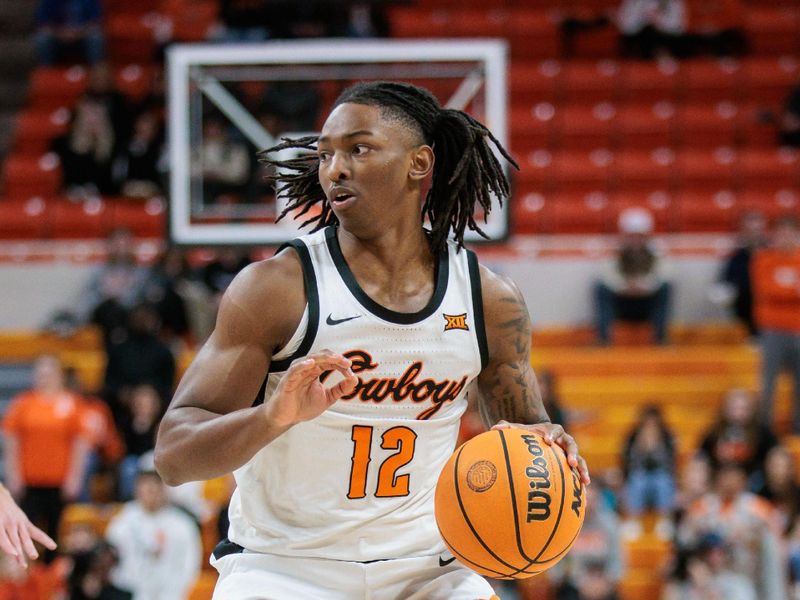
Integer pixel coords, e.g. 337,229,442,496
478,284,551,425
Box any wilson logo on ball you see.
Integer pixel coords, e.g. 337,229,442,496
522,434,552,522
466,460,497,492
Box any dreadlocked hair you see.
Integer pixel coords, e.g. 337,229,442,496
260,80,518,252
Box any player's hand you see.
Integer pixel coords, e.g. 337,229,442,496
491,421,590,485
263,350,357,430
0,484,56,568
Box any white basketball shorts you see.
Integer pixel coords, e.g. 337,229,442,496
210,547,499,600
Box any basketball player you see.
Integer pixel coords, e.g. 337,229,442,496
155,81,590,599
0,482,56,567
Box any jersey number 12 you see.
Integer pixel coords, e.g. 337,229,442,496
347,425,417,499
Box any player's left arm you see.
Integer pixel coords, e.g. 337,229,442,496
475,264,590,485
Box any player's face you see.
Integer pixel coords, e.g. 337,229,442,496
317,103,427,234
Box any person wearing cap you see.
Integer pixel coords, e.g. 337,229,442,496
593,207,672,345
104,455,201,600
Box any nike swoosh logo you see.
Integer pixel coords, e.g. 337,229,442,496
438,556,456,567
326,314,362,326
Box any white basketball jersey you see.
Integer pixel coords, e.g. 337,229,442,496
227,227,488,562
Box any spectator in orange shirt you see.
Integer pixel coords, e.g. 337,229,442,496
751,216,800,432
2,355,91,560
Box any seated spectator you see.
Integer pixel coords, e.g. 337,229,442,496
780,83,800,148
594,207,671,345
755,446,800,535
753,216,800,432
213,0,270,42
193,115,250,204
114,110,165,199
679,462,786,600
712,210,767,337
201,247,251,303
105,460,201,600
85,62,133,142
662,534,757,600
617,0,687,59
51,92,118,198
140,247,194,345
33,0,104,65
67,228,148,348
549,488,625,600
66,541,130,600
1,355,91,561
103,304,176,417
699,388,778,489
621,405,676,540
117,385,161,501
674,454,712,523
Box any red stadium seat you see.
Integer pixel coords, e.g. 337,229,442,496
109,197,167,238
27,66,88,109
610,191,675,232
739,188,800,221
551,149,615,194
737,148,800,188
674,147,738,190
676,102,739,148
13,107,71,155
619,61,680,104
114,64,155,102
681,59,741,103
48,197,110,239
511,191,548,234
616,103,677,149
516,149,556,194
561,60,620,105
507,9,559,59
744,7,800,55
612,149,676,191
556,103,616,149
509,61,562,106
687,0,744,33
509,103,557,155
547,191,612,233
674,189,740,232
2,153,62,198
736,102,782,147
742,57,800,105
105,14,158,65
450,10,507,38
0,198,49,240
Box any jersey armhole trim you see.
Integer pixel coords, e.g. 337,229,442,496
267,240,319,373
467,250,489,371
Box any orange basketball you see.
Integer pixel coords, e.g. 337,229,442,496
434,428,586,579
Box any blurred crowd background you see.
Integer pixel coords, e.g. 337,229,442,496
0,0,799,599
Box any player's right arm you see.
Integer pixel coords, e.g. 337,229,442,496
154,250,356,486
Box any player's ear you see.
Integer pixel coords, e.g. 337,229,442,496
408,145,434,182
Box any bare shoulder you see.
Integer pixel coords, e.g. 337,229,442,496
476,262,531,362
216,247,306,352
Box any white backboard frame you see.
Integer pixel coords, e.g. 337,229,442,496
168,39,509,246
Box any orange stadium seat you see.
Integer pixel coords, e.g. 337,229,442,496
13,107,71,155
509,61,562,106
27,66,89,108
674,189,739,231
744,6,800,55
742,57,800,105
676,102,739,148
556,103,616,149
49,197,110,239
2,153,62,197
561,60,620,105
681,59,741,103
616,103,677,149
619,61,680,104
0,198,49,239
